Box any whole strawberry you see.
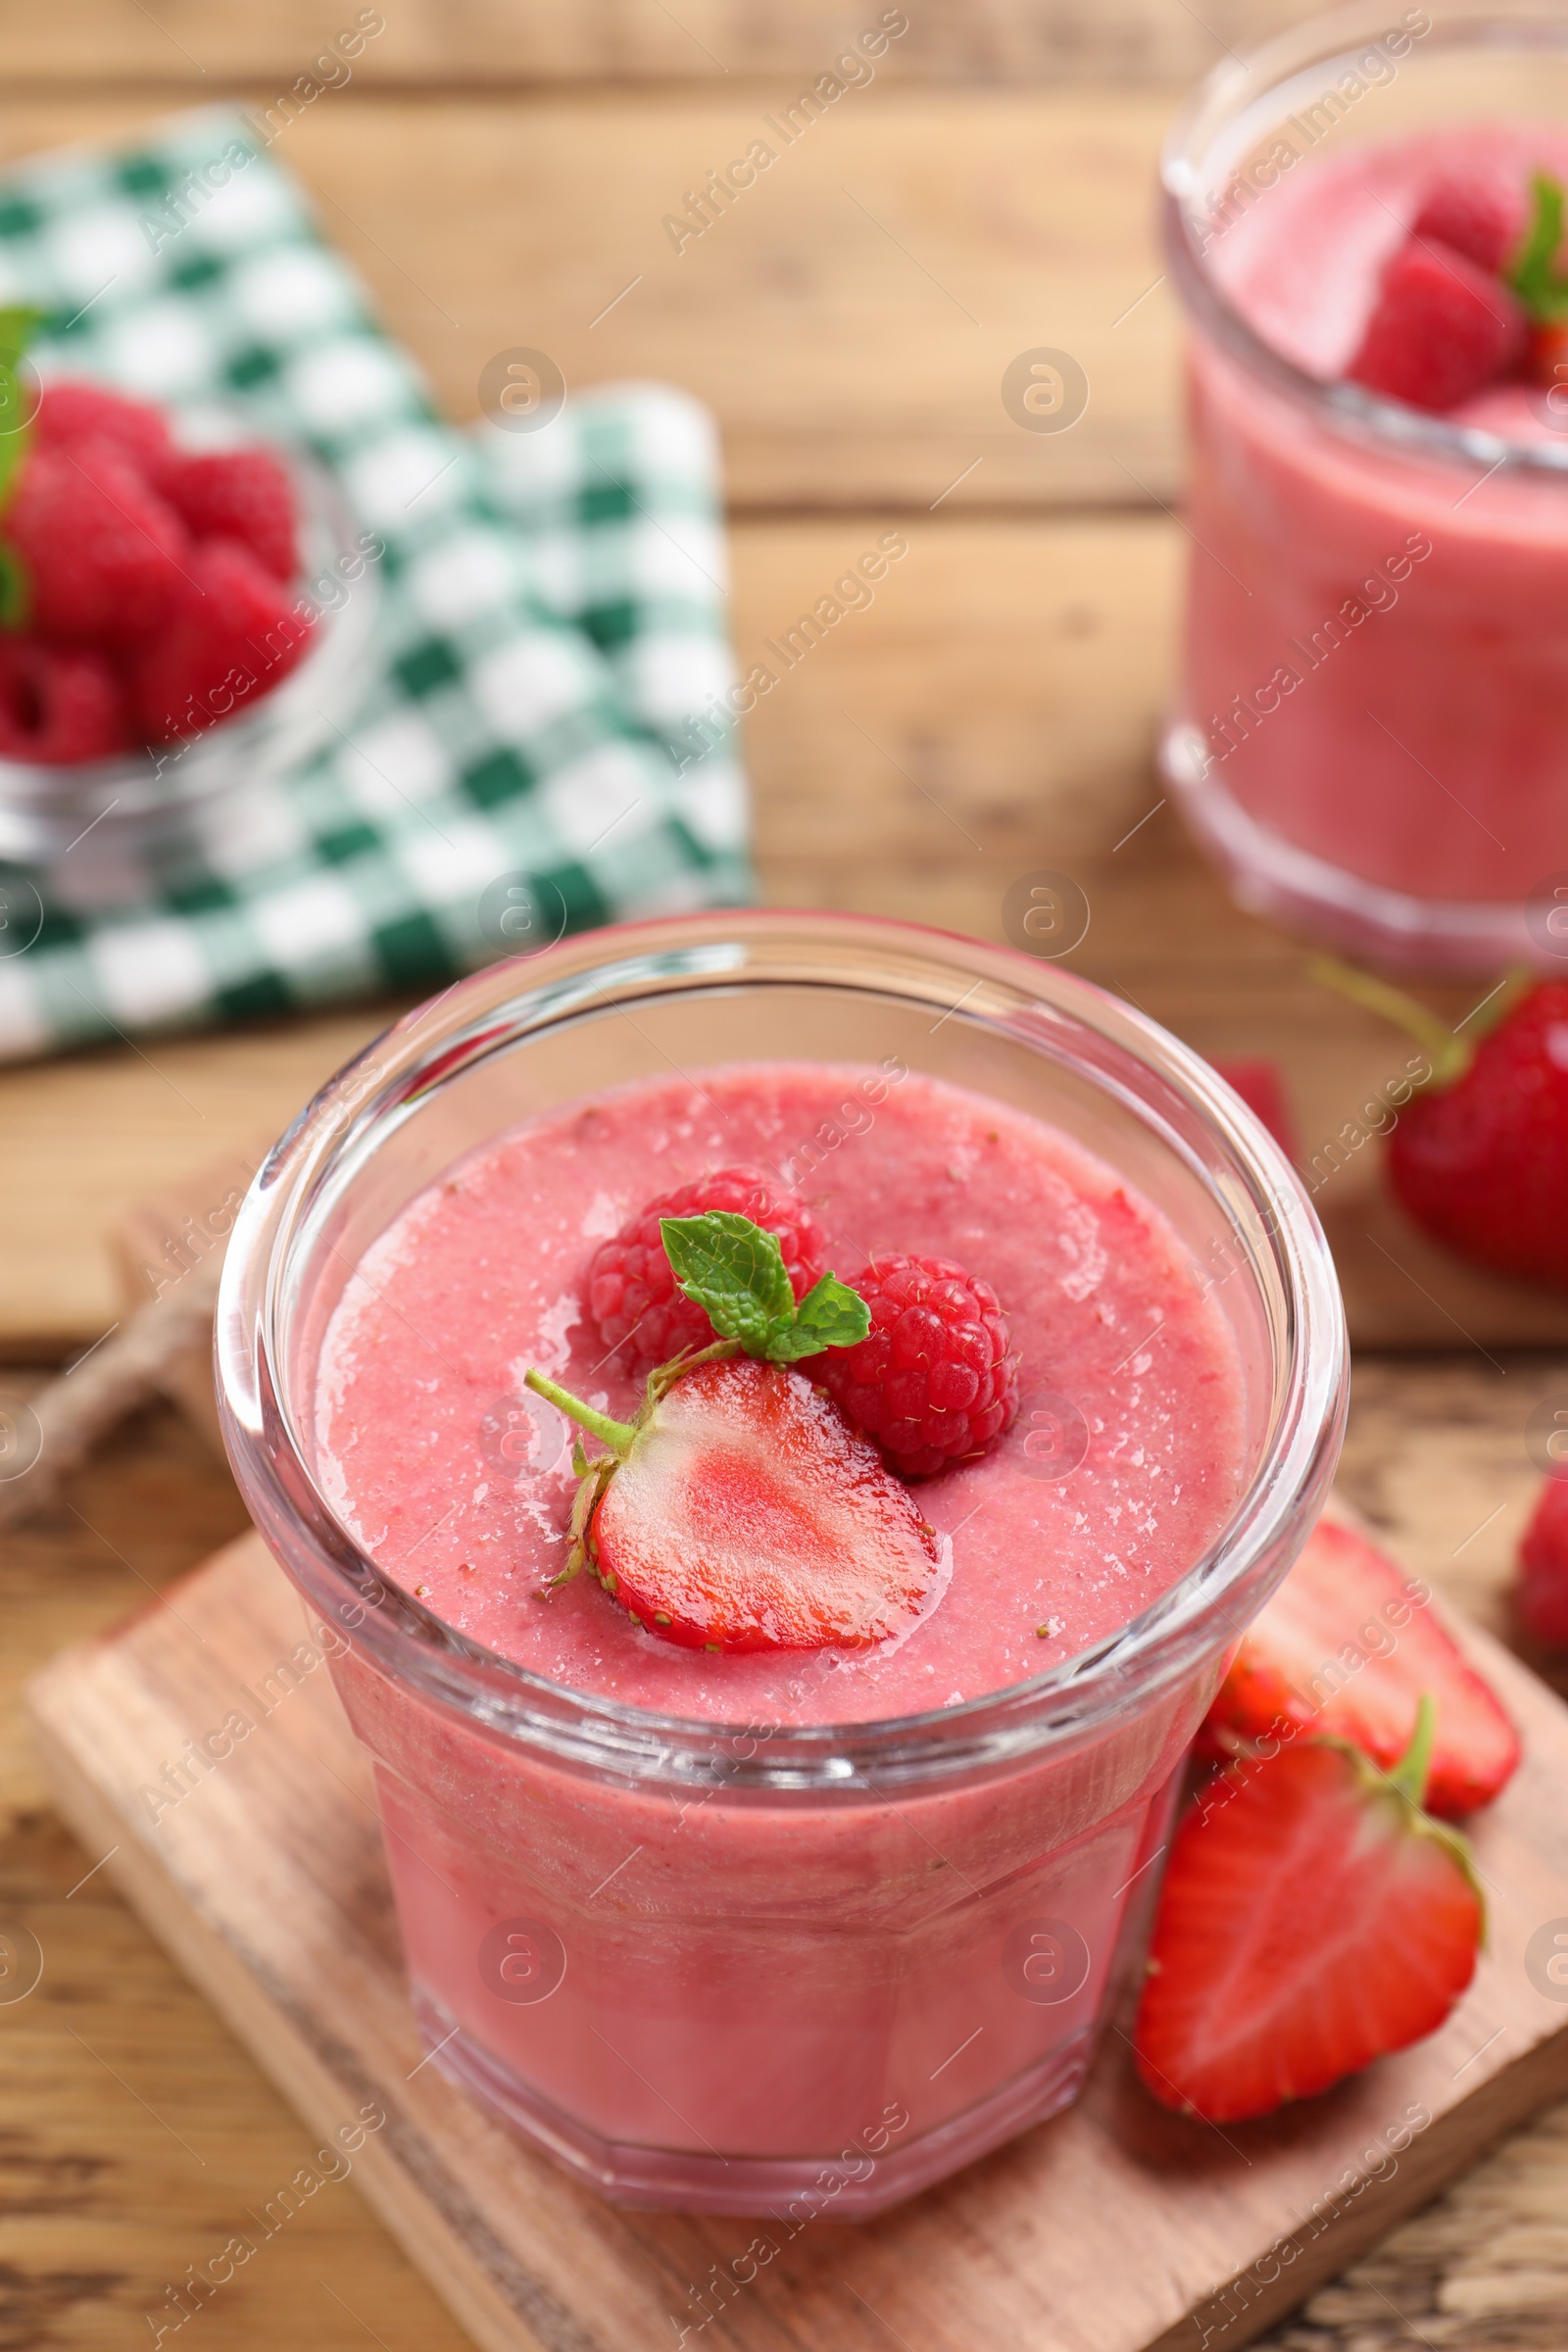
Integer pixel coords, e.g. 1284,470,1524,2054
1315,960,1568,1288
587,1167,824,1376
807,1252,1017,1478
1135,1698,1482,2123
1517,1476,1568,1647
530,1210,939,1650
1386,978,1568,1286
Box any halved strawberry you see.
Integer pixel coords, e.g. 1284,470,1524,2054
526,1205,939,1650
1201,1518,1518,1819
1135,1703,1483,2124
558,1355,939,1650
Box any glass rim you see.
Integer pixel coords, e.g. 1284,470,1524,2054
215,909,1348,1792
1161,0,1568,480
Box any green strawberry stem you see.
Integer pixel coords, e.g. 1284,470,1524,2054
1311,957,1532,1092
1387,1690,1437,1809
1359,1690,1487,1928
522,1370,636,1458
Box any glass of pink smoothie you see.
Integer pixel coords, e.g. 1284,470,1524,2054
217,911,1346,2215
1163,1,1568,970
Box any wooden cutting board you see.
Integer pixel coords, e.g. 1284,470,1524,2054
25,1528,1568,2352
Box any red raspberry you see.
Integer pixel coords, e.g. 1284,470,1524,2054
158,447,299,582
3,437,190,644
807,1252,1017,1479
33,379,172,472
0,637,131,764
1347,236,1526,412
1410,174,1524,276
1518,1478,1568,1647
132,537,313,744
587,1167,826,1375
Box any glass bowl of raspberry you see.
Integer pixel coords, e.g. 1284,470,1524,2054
0,375,378,893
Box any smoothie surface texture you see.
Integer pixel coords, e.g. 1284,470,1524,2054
313,1063,1249,1725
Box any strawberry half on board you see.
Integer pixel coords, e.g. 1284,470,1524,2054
1201,1517,1519,1819
526,1210,941,1651
1135,1698,1484,2124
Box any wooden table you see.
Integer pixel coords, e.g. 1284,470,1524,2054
4,6,1568,2346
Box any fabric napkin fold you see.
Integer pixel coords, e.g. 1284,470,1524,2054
0,107,751,1060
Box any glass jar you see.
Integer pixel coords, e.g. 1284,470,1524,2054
1162,0,1568,970
216,911,1347,2215
0,413,377,903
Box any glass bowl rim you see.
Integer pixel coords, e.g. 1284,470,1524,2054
215,908,1348,1790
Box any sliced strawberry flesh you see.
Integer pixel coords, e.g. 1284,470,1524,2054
1135,1740,1482,2124
1201,1517,1519,1818
592,1356,940,1651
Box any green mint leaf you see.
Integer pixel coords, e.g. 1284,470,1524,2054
661,1210,796,1355
1508,172,1568,321
770,1272,871,1361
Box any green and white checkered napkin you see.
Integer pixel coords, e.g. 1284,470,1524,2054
0,107,751,1059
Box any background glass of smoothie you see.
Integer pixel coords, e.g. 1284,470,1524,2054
217,911,1346,2215
1163,0,1568,971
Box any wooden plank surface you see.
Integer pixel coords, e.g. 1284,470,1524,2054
0,91,1179,509
1,514,1563,1355
0,0,1315,87
2,10,1565,2344
0,1376,1564,2352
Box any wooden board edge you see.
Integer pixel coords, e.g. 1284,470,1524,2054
23,1676,576,2352
1145,2019,1568,2352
